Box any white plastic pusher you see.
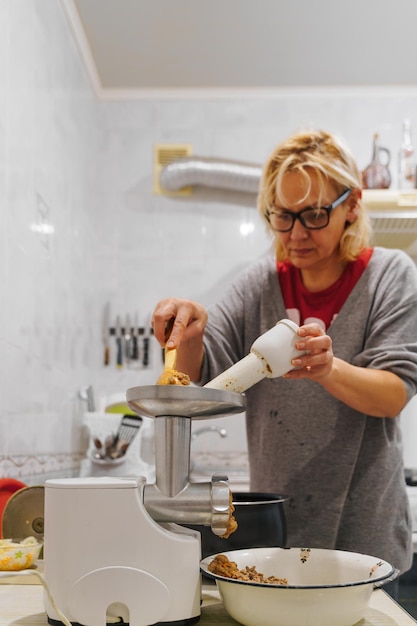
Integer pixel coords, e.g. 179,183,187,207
204,319,306,393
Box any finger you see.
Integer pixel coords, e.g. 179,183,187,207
168,304,208,348
151,301,177,345
165,314,189,348
298,323,325,338
164,317,175,343
296,334,332,354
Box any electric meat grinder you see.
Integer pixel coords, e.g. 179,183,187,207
43,386,246,626
43,319,304,626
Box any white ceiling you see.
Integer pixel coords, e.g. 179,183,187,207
67,0,417,93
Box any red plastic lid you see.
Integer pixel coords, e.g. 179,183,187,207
0,478,27,537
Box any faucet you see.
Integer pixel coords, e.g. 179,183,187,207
190,427,229,477
191,426,227,441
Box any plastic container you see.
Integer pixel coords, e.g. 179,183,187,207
0,538,43,571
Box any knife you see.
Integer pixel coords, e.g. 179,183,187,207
142,314,151,367
115,315,123,368
125,314,132,363
131,312,139,361
102,302,111,366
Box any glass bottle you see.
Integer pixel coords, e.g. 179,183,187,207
398,119,416,189
362,133,391,189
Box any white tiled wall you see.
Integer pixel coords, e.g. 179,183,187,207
1,0,417,479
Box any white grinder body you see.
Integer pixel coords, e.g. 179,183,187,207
43,476,201,626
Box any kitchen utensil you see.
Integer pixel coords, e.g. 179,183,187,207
156,346,178,384
0,479,26,537
83,411,129,464
156,345,178,384
156,316,185,384
2,486,44,543
204,319,306,393
164,344,177,370
362,132,391,189
104,433,118,458
115,315,123,368
43,385,246,626
142,314,151,367
124,314,132,362
89,452,126,466
92,431,131,461
90,436,109,460
131,312,139,360
201,547,398,626
185,492,287,559
100,414,143,459
117,414,143,444
102,302,111,366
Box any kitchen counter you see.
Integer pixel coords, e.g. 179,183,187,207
1,577,417,626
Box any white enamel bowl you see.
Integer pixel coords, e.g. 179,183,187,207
200,547,397,626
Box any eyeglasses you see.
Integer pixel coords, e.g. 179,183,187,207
265,189,352,232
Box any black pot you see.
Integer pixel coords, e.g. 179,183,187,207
184,492,287,559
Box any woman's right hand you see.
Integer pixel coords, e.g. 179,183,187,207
152,298,208,381
151,298,208,349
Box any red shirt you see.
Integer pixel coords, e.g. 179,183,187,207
277,248,373,331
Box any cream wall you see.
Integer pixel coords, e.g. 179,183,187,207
1,0,417,479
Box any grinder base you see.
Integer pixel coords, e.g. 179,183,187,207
44,476,201,626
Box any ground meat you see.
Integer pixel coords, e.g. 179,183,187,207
219,492,238,538
156,368,191,385
208,554,288,585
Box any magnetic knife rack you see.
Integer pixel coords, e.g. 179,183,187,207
108,327,154,336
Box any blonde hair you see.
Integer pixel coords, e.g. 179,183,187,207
257,129,372,262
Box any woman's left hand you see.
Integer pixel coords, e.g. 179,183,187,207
284,323,406,418
284,323,333,380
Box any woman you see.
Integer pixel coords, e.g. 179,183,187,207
152,129,417,575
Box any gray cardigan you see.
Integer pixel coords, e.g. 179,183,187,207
200,247,417,572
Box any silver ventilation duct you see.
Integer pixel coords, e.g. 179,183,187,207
159,157,262,194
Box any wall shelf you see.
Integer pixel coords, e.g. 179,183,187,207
362,190,417,252
363,189,417,212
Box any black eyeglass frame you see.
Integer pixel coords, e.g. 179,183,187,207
265,188,352,232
